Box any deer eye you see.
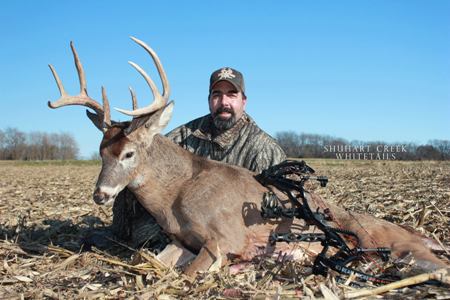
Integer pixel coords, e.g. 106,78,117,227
124,151,134,159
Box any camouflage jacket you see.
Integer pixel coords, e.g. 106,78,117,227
166,113,286,173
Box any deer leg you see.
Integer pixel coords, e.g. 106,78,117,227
317,198,449,272
365,225,447,271
184,239,226,278
390,241,448,273
157,241,196,268
334,209,449,272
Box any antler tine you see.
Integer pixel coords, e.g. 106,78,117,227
114,37,170,117
129,87,138,110
130,36,170,99
70,41,88,96
129,60,160,100
48,41,108,128
101,87,111,128
115,61,166,116
48,64,67,97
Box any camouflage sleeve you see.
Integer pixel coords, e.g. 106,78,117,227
165,125,187,148
251,139,287,173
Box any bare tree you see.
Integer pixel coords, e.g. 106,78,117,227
26,131,44,160
275,131,301,157
429,139,450,160
57,132,79,159
3,128,26,160
416,145,442,160
0,128,79,160
0,129,5,159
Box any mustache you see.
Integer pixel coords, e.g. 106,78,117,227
214,107,234,116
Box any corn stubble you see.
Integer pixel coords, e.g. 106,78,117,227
0,160,449,299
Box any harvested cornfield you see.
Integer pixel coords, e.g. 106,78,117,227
0,159,449,299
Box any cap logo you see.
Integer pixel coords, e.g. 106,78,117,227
217,68,236,80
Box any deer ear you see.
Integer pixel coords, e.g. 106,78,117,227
86,110,104,131
157,101,174,130
86,110,115,132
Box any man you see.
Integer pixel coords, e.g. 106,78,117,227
110,67,286,250
167,67,286,172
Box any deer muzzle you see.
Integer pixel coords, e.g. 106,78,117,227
93,187,117,206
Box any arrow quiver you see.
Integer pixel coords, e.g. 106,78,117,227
256,160,393,285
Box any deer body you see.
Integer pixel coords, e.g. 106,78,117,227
99,130,447,276
105,132,302,271
48,37,448,277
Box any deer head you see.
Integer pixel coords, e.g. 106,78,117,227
48,37,173,205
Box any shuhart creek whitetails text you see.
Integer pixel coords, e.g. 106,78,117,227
323,145,407,160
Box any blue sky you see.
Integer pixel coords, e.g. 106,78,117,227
1,1,449,158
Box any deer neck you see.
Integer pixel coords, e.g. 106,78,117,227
127,134,196,217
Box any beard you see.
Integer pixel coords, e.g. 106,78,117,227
212,107,237,131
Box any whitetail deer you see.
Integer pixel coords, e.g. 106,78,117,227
48,37,448,278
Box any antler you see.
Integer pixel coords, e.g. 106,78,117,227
48,41,111,131
115,36,170,117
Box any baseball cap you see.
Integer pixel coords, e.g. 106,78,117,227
209,67,245,94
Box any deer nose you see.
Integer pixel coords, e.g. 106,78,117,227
93,189,107,204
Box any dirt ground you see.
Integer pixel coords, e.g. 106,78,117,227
0,159,449,299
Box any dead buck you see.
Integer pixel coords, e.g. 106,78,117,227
48,37,448,277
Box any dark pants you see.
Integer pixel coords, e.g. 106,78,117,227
111,188,170,252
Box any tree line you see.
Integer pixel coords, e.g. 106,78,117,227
2,127,449,161
0,128,79,160
275,131,450,160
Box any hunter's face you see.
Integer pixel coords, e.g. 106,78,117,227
209,80,247,131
